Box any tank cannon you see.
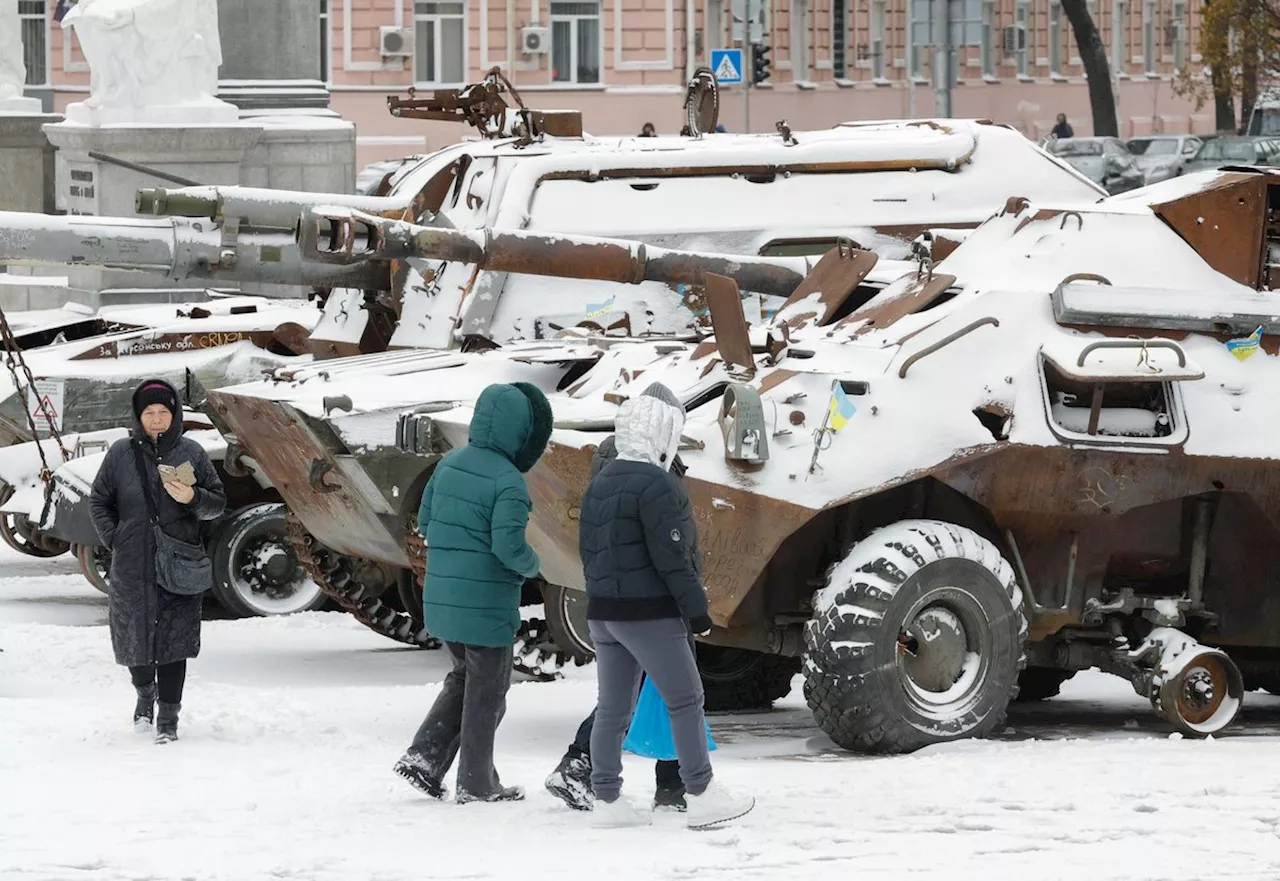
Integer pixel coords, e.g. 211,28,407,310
297,206,812,300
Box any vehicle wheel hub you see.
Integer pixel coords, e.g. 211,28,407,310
240,539,303,598
900,606,968,694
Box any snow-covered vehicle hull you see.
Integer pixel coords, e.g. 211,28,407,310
0,296,319,561
210,166,1280,742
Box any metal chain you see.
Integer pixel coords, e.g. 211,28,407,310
0,306,71,528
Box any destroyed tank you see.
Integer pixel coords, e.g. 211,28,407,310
0,295,319,562
212,165,1280,741
197,112,1111,704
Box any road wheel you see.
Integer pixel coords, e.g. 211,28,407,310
395,567,424,627
542,582,594,665
804,519,1028,754
1013,667,1076,702
0,512,70,558
696,644,799,712
74,543,111,594
211,504,327,618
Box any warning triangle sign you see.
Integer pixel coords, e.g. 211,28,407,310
714,54,740,82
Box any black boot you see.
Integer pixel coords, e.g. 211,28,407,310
155,701,180,744
456,785,526,804
133,682,157,729
653,759,686,812
393,750,447,800
544,744,593,811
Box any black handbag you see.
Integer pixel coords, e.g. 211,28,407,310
131,441,211,596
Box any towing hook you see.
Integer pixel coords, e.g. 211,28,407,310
308,459,340,493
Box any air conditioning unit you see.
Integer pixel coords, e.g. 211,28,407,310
522,26,550,54
1002,24,1026,56
380,26,413,57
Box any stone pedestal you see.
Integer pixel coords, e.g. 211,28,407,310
241,115,357,193
216,0,328,111
0,113,60,213
41,122,263,305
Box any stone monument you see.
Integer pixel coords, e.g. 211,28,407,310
59,0,240,126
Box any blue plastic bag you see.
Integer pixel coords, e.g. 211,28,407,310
621,676,717,761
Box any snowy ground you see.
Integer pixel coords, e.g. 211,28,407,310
3,547,1280,881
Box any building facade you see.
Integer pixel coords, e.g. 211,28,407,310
19,0,1213,170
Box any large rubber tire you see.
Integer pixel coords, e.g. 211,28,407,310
211,504,328,618
697,644,799,711
542,582,594,665
804,519,1028,755
1013,667,1076,702
74,543,111,594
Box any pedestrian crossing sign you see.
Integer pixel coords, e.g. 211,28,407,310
711,49,743,84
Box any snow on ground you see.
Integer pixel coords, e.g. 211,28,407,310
3,547,1280,881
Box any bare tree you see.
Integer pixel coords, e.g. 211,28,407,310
1062,0,1119,137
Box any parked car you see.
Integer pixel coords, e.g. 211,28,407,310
1183,136,1280,174
1125,134,1203,183
1044,137,1146,194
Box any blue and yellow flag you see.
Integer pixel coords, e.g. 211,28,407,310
827,382,856,432
1226,325,1263,362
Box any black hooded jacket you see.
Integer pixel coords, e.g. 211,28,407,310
89,379,227,667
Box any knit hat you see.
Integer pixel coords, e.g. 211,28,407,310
133,380,178,419
639,381,685,415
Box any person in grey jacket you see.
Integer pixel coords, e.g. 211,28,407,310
578,381,755,830
89,379,226,743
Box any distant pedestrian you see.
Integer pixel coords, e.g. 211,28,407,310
578,381,755,830
89,378,227,744
393,382,553,804
639,122,657,137
1052,113,1074,139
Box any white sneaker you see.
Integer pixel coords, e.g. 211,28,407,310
685,780,755,830
591,796,652,828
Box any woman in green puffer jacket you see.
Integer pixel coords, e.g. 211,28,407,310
392,381,553,804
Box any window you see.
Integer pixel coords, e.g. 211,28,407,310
832,0,846,78
1142,0,1154,72
870,0,884,79
319,0,329,82
1171,0,1187,69
19,0,47,86
1015,0,1029,77
1112,0,1128,76
981,0,996,77
414,1,466,84
907,0,923,79
791,0,810,81
1049,1,1061,75
551,2,601,84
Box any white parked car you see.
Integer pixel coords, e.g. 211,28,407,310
1125,134,1204,183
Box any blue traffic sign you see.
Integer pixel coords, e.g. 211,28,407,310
710,48,743,84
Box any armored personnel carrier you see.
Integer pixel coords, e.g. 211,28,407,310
209,165,1280,741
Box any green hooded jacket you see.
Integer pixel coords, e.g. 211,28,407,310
418,382,553,648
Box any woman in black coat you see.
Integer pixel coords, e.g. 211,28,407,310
89,379,226,743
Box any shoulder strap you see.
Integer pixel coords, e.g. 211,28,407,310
130,438,160,526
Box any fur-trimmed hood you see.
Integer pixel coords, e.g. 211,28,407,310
467,382,553,473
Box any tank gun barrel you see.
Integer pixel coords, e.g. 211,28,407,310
135,186,416,232
297,208,809,299
0,210,383,289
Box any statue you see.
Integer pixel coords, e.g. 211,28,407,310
0,0,42,112
60,0,239,125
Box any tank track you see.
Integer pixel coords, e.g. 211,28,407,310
407,528,570,682
285,511,440,649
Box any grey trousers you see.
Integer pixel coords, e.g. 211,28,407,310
407,640,513,797
588,617,712,802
